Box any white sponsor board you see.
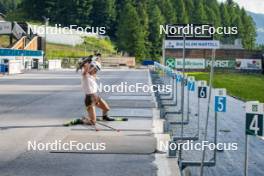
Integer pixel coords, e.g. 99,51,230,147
49,60,62,70
235,59,262,70
9,60,22,74
165,40,220,49
0,22,12,34
175,58,205,69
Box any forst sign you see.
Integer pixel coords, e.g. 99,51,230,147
206,59,236,69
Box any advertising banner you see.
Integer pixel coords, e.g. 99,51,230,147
165,57,205,69
175,58,205,69
206,59,236,68
0,22,12,34
235,59,262,70
165,40,220,49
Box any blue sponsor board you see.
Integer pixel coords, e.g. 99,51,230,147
142,60,155,65
0,48,43,57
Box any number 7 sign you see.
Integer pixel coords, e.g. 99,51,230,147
187,76,195,91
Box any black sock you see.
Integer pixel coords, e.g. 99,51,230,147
102,112,108,117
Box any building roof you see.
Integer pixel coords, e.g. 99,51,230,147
0,13,6,21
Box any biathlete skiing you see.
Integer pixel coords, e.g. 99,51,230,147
64,54,115,127
81,60,116,125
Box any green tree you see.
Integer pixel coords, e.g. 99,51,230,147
22,0,56,20
240,8,256,49
173,0,188,23
157,0,176,24
184,0,194,23
219,2,230,27
192,0,207,23
90,0,116,37
147,3,164,60
136,0,149,59
232,5,244,39
204,0,221,39
116,1,145,60
0,2,6,13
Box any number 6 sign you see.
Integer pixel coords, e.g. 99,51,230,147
214,88,227,112
197,80,207,98
245,102,264,136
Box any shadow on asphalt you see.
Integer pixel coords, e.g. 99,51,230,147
0,124,64,130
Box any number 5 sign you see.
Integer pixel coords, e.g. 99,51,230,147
245,102,264,136
214,88,227,112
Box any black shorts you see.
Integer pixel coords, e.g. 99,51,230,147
85,94,100,107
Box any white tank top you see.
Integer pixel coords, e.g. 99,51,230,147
81,74,98,94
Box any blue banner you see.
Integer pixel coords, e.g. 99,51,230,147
0,49,43,57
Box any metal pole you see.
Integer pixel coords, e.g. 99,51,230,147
244,135,249,176
42,16,49,68
176,78,178,106
200,48,216,176
213,112,218,162
197,97,200,138
85,44,87,56
181,35,186,138
162,38,166,83
179,34,186,161
187,86,190,121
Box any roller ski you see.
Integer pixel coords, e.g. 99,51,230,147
97,116,128,122
63,118,83,126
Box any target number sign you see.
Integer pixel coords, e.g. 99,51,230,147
214,88,227,112
183,75,188,86
176,72,182,82
187,76,195,91
198,81,207,98
245,102,264,136
166,69,173,77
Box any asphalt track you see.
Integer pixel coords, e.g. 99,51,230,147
1,69,263,176
0,69,157,176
